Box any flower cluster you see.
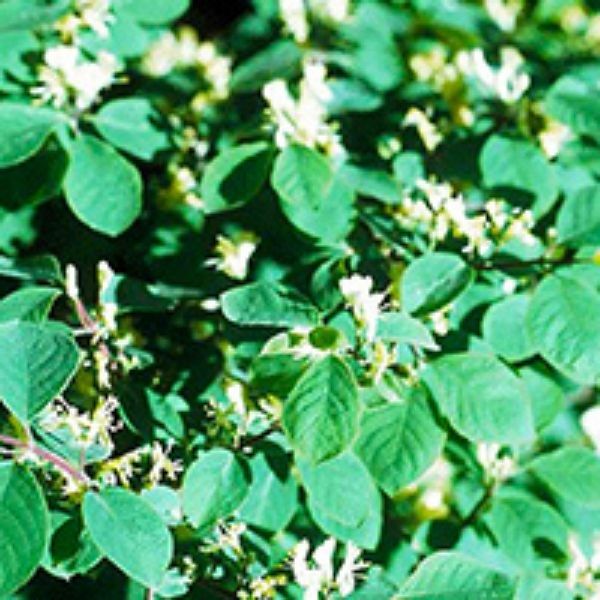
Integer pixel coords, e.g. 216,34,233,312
263,58,342,155
290,537,368,599
395,179,537,256
32,45,118,111
143,26,231,109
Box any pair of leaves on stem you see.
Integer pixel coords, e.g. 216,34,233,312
201,143,356,243
0,99,169,237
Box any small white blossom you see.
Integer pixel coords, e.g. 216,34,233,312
310,0,351,23
581,405,600,453
263,58,342,154
456,47,530,104
33,45,118,110
77,0,114,38
404,107,443,152
279,0,309,43
539,119,572,159
476,443,516,482
291,538,367,598
484,0,522,32
339,274,385,342
206,232,259,280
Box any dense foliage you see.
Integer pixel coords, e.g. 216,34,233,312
2,0,600,598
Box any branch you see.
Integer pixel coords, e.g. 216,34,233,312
472,255,588,272
0,433,91,486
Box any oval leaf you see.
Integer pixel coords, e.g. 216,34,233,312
423,353,534,443
0,321,79,422
271,145,355,242
282,355,359,463
200,142,273,214
529,446,600,508
401,551,516,599
64,134,142,236
0,463,49,597
298,452,382,550
182,448,249,529
527,275,600,385
82,487,173,589
402,252,472,315
0,103,60,167
93,98,169,161
355,384,445,495
221,281,319,328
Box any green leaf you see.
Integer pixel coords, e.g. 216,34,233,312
64,134,142,237
402,252,472,315
250,353,310,397
0,254,63,284
271,145,355,242
182,448,249,529
282,355,360,463
82,488,173,589
340,164,401,205
400,551,516,599
200,142,273,214
376,311,438,349
0,142,68,210
0,103,61,168
480,135,558,217
529,446,600,508
482,294,536,362
516,578,573,600
299,452,382,549
527,275,600,385
545,76,600,138
0,0,69,31
230,40,301,93
239,448,298,532
486,490,568,570
0,463,49,597
355,382,445,496
0,286,60,322
114,0,189,24
423,353,534,443
557,185,600,246
520,365,564,431
42,511,101,580
93,98,170,161
0,321,79,422
221,281,319,328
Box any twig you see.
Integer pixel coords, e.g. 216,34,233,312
0,433,91,485
472,256,587,272
240,424,280,449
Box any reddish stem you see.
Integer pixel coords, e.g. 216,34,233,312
0,433,90,485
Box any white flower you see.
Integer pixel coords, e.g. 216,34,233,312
539,119,572,159
456,46,530,104
77,0,114,38
290,538,367,598
335,542,365,596
581,406,600,453
484,0,522,32
33,45,118,110
339,274,385,342
206,232,259,280
476,443,516,482
309,0,351,23
404,107,443,152
279,0,309,43
263,58,342,154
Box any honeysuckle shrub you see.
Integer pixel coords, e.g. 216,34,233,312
3,0,600,598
